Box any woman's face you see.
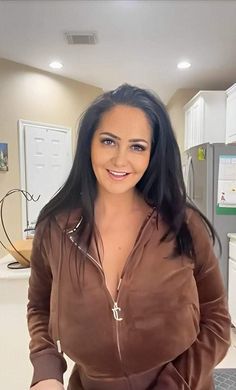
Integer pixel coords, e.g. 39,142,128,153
91,104,152,196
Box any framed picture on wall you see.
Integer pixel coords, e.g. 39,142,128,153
0,143,8,171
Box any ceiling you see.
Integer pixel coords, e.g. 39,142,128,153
0,0,236,104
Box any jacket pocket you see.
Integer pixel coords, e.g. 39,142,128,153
152,362,191,390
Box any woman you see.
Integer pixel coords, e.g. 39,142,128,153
28,84,231,390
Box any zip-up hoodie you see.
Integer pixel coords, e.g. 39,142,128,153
27,207,231,390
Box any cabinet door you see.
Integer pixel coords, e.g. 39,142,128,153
192,97,204,147
228,258,236,327
184,108,193,150
185,97,204,150
226,91,236,143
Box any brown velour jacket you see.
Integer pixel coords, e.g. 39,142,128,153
27,207,231,390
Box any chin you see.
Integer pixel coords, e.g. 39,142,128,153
101,182,139,196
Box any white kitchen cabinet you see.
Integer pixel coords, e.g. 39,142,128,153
184,91,226,151
225,83,236,144
228,233,236,327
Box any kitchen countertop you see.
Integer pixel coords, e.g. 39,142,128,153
0,254,30,280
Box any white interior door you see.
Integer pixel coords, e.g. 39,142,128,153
23,124,72,228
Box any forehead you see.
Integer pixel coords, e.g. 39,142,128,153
96,105,152,139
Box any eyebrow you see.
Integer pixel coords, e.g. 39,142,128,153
99,132,149,145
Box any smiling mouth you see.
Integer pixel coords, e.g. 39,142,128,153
107,169,130,179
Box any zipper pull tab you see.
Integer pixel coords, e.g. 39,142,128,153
112,302,123,321
56,339,62,353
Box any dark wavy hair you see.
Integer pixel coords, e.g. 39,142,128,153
37,83,220,259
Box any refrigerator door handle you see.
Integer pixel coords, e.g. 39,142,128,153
186,155,194,200
189,156,195,200
185,155,191,195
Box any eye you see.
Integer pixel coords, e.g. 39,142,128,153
131,144,146,152
100,138,115,146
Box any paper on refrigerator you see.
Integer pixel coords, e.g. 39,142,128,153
217,155,236,207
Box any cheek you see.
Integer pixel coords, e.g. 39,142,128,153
91,141,102,167
90,149,96,172
135,155,150,173
91,146,110,170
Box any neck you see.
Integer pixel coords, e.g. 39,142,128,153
94,189,145,220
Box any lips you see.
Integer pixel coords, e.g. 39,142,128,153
107,169,130,180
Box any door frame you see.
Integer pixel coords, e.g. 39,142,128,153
18,119,72,237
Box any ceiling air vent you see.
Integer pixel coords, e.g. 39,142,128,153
65,31,97,45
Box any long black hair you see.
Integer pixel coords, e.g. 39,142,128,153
37,83,220,259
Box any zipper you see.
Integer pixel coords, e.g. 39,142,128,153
55,229,66,355
114,278,123,363
69,234,124,362
112,302,123,321
71,237,119,309
41,336,62,353
67,208,155,381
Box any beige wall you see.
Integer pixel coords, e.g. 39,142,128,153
167,88,198,155
0,58,103,257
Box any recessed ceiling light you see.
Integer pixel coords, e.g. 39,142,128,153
177,61,191,70
49,61,63,69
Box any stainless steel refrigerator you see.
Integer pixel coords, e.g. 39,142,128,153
182,143,236,289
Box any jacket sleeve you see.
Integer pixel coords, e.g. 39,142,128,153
27,220,67,387
170,210,231,389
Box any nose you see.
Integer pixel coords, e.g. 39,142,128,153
112,146,128,168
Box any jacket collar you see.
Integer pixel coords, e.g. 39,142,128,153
54,208,83,233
